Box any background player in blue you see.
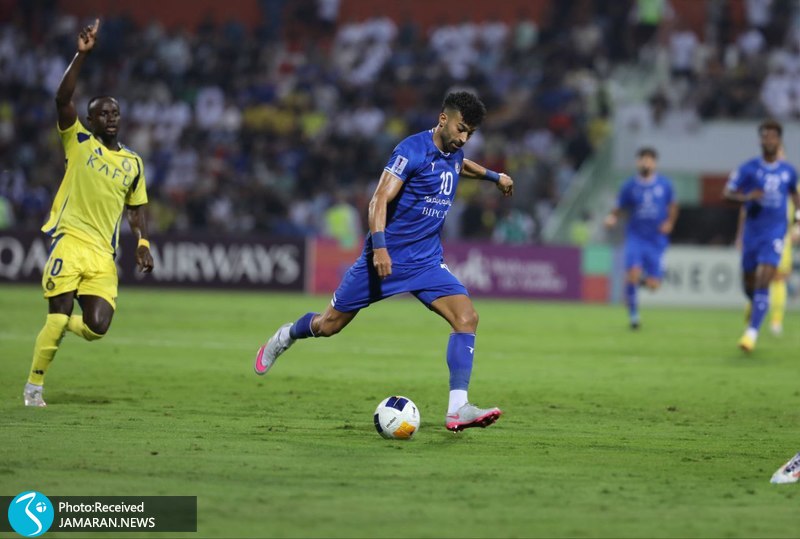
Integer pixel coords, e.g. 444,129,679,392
723,119,800,352
604,147,678,330
254,92,514,432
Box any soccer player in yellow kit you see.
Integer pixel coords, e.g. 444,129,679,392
24,19,154,406
769,199,799,335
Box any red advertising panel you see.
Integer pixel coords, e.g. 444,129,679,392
309,238,363,294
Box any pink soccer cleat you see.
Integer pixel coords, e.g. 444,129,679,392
254,323,294,376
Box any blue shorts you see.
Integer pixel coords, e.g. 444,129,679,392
625,236,667,279
742,236,784,272
332,256,468,313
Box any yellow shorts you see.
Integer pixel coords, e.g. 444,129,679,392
42,234,118,309
778,233,792,274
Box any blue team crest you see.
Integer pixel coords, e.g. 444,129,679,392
654,185,663,197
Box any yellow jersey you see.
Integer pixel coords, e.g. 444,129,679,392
42,120,148,255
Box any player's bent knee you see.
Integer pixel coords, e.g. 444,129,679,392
83,315,111,341
756,276,773,289
81,326,105,341
84,316,111,337
453,310,479,333
626,270,641,284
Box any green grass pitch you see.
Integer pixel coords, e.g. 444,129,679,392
1,284,799,538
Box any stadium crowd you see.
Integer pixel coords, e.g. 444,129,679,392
0,0,798,244
628,0,800,132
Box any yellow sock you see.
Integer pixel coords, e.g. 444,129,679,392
67,314,104,341
67,314,84,335
770,279,787,327
28,314,69,385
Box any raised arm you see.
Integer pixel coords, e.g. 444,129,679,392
125,204,154,273
368,170,404,279
55,19,100,130
462,158,514,196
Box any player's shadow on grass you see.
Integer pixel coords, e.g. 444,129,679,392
721,352,774,366
51,392,128,405
428,429,490,444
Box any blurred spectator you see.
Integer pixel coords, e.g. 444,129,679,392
639,0,800,126
569,210,594,246
0,193,13,229
511,10,538,57
760,64,794,118
461,192,498,240
493,208,535,244
629,0,674,56
745,0,773,34
323,190,362,248
668,19,699,80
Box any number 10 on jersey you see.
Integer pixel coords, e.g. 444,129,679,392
439,171,454,195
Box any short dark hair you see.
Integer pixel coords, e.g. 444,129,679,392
636,146,658,159
87,95,117,114
759,119,782,137
442,91,486,127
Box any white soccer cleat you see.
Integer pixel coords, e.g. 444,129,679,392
445,402,502,432
23,383,46,407
254,323,294,376
770,452,800,484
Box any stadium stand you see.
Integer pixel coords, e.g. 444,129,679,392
0,0,796,244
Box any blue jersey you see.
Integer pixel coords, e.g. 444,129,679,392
617,174,674,242
366,129,464,266
726,158,798,242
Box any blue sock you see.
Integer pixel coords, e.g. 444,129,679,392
749,288,769,331
447,333,475,391
289,312,317,340
625,282,638,322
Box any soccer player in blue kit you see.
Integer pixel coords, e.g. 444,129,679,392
605,147,678,330
254,92,514,432
723,119,800,352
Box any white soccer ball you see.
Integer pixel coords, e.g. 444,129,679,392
373,396,420,440
36,502,47,513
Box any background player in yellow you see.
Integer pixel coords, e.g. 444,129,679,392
24,19,154,407
769,197,799,335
